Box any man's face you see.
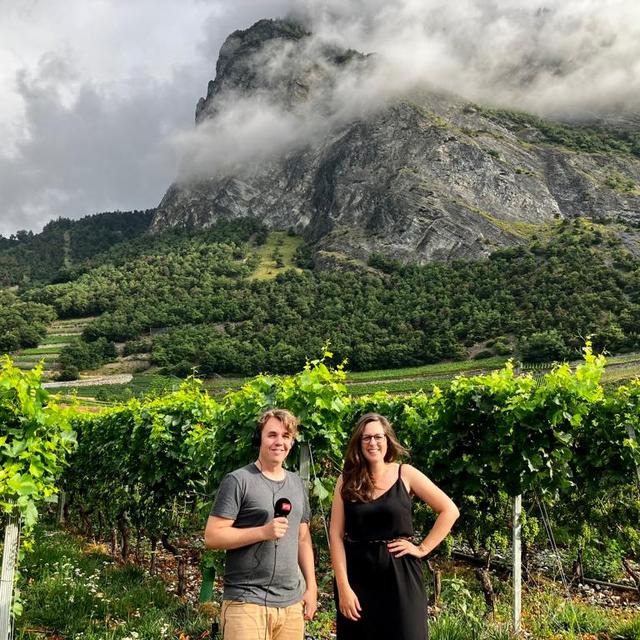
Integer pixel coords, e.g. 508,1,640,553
259,417,294,465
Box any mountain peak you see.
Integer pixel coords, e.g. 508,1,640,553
195,19,311,123
158,19,640,264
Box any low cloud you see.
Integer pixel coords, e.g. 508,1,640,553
3,0,639,235
173,96,315,180
297,0,640,118
0,0,290,236
173,0,640,183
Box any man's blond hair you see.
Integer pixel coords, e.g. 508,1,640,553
257,408,299,438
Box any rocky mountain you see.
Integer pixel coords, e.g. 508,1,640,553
152,18,640,263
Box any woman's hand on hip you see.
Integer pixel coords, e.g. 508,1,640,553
387,538,425,558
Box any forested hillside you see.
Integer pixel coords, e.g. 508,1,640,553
0,290,56,352
11,217,640,377
0,209,154,286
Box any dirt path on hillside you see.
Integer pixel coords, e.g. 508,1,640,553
43,374,133,388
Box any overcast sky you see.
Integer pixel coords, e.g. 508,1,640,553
0,0,292,237
2,0,639,237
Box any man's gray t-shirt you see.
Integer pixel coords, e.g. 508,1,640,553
211,463,311,607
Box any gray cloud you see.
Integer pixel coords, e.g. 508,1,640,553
297,0,640,118
171,0,640,183
0,0,290,237
3,0,639,236
0,55,192,236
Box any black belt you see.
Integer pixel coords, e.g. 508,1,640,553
344,535,410,543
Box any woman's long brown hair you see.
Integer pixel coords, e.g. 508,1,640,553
341,413,408,502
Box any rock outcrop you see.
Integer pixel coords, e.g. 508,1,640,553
152,19,640,263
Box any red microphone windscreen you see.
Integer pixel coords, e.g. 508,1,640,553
274,498,292,518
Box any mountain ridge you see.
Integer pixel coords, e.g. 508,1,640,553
152,18,640,263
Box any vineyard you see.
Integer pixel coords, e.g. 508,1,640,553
1,345,640,639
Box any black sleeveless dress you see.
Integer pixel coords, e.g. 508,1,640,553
336,466,428,640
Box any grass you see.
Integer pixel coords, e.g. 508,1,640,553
51,370,280,404
13,361,58,371
198,352,640,397
47,373,183,403
16,348,61,356
203,375,249,390
602,352,640,365
472,207,540,239
15,524,640,640
46,318,93,337
49,317,95,326
550,602,612,635
196,357,509,399
520,580,638,640
340,356,510,396
251,231,304,280
612,617,640,639
602,363,640,385
346,377,452,396
45,332,84,337
429,614,513,640
16,528,210,640
519,351,640,386
42,334,77,344
604,171,640,195
345,357,509,382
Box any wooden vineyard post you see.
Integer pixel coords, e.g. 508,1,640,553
299,443,311,488
625,425,640,491
57,491,66,525
512,494,522,635
0,506,20,640
298,443,315,543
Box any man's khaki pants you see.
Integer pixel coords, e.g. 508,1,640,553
220,600,305,640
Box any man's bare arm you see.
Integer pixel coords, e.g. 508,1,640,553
204,515,288,549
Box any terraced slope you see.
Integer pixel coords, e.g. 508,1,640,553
10,318,91,379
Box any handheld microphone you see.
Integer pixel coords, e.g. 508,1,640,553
274,498,291,547
274,497,292,518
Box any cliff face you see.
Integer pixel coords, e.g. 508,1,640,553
152,19,640,263
194,19,313,124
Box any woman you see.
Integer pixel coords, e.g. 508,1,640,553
330,413,459,640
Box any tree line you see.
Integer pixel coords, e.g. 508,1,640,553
3,217,640,376
0,290,56,353
0,209,154,286
29,219,640,375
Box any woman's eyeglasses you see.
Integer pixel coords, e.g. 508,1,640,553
361,434,386,444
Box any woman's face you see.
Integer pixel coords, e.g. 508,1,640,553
360,420,388,464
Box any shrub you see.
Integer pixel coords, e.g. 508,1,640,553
57,366,79,381
492,339,512,356
123,338,152,356
582,539,625,582
518,330,570,363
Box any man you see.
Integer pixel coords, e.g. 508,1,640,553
205,408,317,640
